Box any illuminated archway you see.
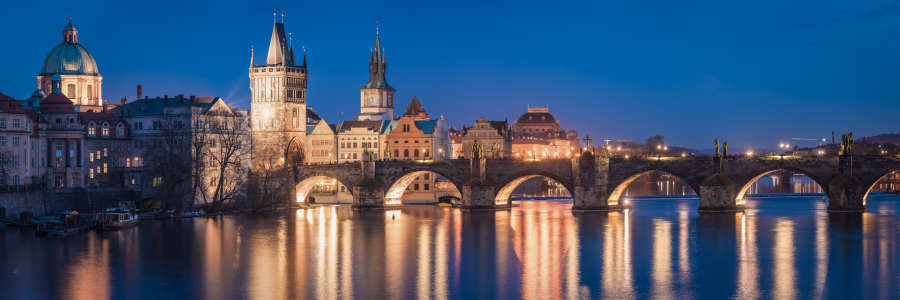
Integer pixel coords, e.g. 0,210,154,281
494,172,573,206
735,169,828,204
862,169,900,205
295,175,353,204
384,169,462,205
608,170,694,206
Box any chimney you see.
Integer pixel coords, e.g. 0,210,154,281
163,95,168,103
102,100,107,112
190,95,195,102
137,84,142,100
178,94,184,103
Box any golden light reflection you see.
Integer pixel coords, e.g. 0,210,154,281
813,216,829,299
773,219,797,299
677,210,692,294
651,219,673,299
248,214,288,300
385,209,408,298
602,211,634,298
62,234,110,300
734,213,759,299
510,202,573,299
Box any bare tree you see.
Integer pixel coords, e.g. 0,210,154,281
246,135,292,210
643,135,665,156
0,148,14,186
195,115,250,213
142,112,193,215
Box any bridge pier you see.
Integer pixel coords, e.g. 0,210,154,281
572,184,630,211
351,154,402,210
698,173,745,212
459,157,509,210
827,155,867,212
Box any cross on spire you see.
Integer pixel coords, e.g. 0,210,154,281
604,139,611,145
583,135,593,149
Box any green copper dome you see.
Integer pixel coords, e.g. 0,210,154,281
63,22,77,32
40,42,99,76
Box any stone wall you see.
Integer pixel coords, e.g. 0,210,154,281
0,187,142,221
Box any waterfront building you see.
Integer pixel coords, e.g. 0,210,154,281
383,96,451,202
449,128,463,159
460,117,512,158
248,20,308,168
305,117,338,165
509,106,580,158
336,120,389,163
37,19,107,112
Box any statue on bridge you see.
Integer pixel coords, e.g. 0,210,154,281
384,142,392,160
490,142,501,159
471,139,484,159
714,139,719,156
840,132,854,155
723,140,728,157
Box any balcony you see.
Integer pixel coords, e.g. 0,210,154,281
51,167,80,172
47,124,84,131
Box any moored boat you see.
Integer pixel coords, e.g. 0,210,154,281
97,202,139,229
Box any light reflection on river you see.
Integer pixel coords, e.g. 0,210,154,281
2,194,900,299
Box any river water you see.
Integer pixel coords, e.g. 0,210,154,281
2,194,899,299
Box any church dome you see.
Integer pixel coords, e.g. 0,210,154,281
515,111,558,124
63,22,77,31
40,43,99,76
567,129,578,139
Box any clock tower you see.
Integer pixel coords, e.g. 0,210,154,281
358,28,395,121
249,20,308,167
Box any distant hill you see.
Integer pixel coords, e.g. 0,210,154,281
858,133,900,145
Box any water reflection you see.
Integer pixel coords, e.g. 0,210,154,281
3,197,900,299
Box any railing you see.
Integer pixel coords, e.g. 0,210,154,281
47,124,84,130
0,184,45,192
51,167,80,172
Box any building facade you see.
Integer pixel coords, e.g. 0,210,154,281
460,117,512,158
509,106,580,159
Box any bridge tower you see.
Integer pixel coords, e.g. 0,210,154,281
249,18,308,167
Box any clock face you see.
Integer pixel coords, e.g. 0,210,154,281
368,96,379,106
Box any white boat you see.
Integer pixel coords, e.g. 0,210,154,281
97,202,139,229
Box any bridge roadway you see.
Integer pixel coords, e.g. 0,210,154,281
291,153,900,212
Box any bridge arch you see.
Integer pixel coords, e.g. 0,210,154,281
494,171,575,205
295,172,355,204
608,170,698,206
735,167,830,204
383,167,464,205
861,167,900,204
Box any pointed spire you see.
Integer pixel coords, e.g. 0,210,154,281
361,22,393,90
250,46,254,67
265,22,288,65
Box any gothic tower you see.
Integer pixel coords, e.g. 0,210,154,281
250,20,308,167
358,28,395,121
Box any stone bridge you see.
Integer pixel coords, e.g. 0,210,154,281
292,153,900,212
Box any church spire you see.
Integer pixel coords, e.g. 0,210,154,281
361,22,393,90
265,22,289,66
250,46,254,67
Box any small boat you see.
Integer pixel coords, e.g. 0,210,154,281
97,202,139,229
35,211,98,236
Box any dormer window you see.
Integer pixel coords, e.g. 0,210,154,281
102,123,109,137
57,106,61,111
55,118,62,124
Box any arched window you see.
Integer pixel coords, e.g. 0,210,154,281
394,149,399,158
87,85,93,100
424,149,430,157
414,149,419,157
54,176,63,187
403,149,409,157
102,123,109,136
88,122,96,136
66,84,76,99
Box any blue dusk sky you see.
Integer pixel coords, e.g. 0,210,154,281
1,0,898,149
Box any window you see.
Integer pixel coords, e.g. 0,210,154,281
56,157,62,167
0,137,5,146
12,137,19,147
424,174,430,180
424,149,429,157
0,118,5,127
104,147,107,157
54,176,63,187
404,149,409,157
153,177,162,187
135,139,143,147
352,153,357,159
272,120,278,128
394,149,399,158
414,184,420,191
31,157,34,168
135,122,143,130
103,163,107,173
353,142,357,148
13,155,19,165
41,158,45,167
116,126,123,137
12,119,19,128
414,149,419,157
153,121,162,129
102,124,109,136
90,153,94,162
424,184,429,190
41,141,45,151
56,141,62,151
134,157,141,167
13,175,19,185
88,127,95,136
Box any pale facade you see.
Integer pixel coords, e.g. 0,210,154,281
460,117,512,158
305,119,337,165
336,120,387,163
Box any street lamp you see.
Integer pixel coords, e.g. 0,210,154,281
329,153,332,164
